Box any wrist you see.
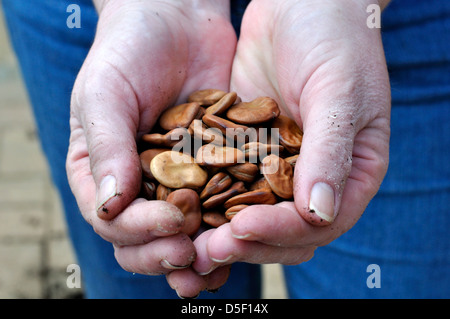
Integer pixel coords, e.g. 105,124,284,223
93,0,230,16
92,0,232,37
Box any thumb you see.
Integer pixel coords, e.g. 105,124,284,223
89,122,141,221
294,101,356,226
71,72,145,221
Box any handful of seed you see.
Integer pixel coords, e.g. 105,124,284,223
138,89,303,237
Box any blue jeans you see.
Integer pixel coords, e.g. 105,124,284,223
3,0,449,298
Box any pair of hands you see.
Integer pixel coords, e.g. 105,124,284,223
66,0,390,298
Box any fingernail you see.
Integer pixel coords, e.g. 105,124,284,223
176,292,200,299
156,203,184,234
232,233,252,239
309,182,335,223
198,265,216,276
161,259,190,270
96,175,117,211
210,255,234,263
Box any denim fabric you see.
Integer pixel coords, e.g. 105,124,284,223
230,0,251,37
2,0,260,299
2,0,449,298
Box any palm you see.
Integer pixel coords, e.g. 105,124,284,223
230,0,390,235
80,2,237,136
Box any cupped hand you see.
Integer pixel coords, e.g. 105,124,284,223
66,0,236,297
193,0,391,277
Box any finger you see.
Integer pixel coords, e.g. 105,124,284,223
205,265,232,293
165,265,231,299
166,268,208,299
96,199,186,245
71,69,144,220
192,223,315,275
229,202,320,246
212,223,314,264
293,90,361,226
114,233,196,275
191,229,216,275
294,93,390,227
67,126,186,245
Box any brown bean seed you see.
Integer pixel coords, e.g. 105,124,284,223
260,154,294,199
189,119,226,145
150,151,208,188
202,181,247,209
271,115,303,153
141,127,190,148
187,89,228,106
196,144,244,167
199,172,232,200
249,176,271,191
166,189,202,236
156,184,172,200
225,204,248,220
195,106,206,119
202,114,251,140
224,188,277,209
204,92,237,116
226,97,280,125
202,211,229,228
284,154,299,167
226,162,259,182
241,142,284,161
158,102,201,131
139,148,170,179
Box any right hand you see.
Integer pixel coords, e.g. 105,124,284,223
191,0,390,287
66,0,236,297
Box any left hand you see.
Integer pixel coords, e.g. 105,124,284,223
65,0,237,298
